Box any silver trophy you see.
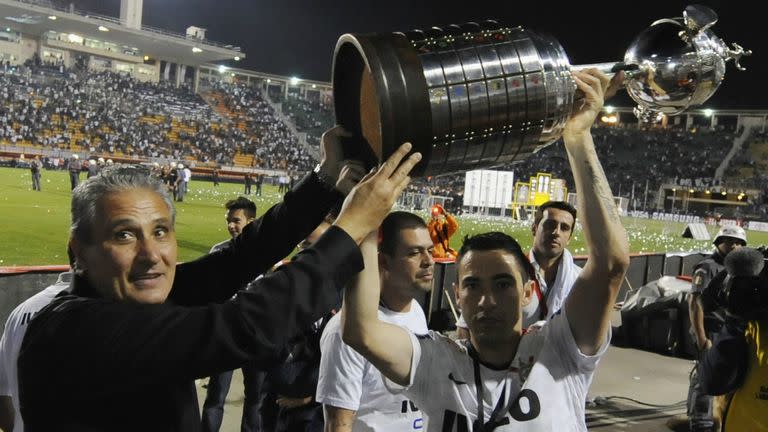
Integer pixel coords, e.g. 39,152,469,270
332,5,751,176
581,5,752,122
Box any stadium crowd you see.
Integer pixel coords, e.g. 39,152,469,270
2,61,765,218
206,79,316,173
0,66,315,174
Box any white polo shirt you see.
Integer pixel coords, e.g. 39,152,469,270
386,309,608,431
0,272,72,432
317,299,429,431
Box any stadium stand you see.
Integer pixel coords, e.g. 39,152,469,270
0,66,314,174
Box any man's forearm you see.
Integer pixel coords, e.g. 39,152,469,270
341,232,380,350
564,131,629,277
323,405,357,432
563,129,630,354
689,295,709,348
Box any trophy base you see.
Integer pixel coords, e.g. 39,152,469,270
333,33,433,176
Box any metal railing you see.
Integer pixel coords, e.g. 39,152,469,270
8,0,241,51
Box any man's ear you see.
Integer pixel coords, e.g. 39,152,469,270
521,279,535,307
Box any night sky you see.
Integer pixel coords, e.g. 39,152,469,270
70,0,763,109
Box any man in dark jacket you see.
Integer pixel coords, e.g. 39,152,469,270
67,154,81,190
18,128,421,431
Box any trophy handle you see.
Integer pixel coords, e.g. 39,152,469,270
571,62,640,78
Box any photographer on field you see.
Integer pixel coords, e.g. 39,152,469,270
698,247,768,431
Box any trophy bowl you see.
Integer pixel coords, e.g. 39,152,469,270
332,5,751,176
623,5,752,121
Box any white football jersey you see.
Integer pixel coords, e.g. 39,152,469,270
317,299,429,432
387,309,608,431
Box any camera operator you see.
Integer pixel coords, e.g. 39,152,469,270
698,247,768,431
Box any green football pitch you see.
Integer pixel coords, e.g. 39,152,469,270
2,167,767,266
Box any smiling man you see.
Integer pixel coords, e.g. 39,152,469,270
317,211,434,432
17,129,422,430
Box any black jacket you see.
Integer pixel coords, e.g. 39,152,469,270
18,173,362,431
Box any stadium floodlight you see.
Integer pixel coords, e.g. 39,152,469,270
704,108,714,117
689,189,695,193
48,15,57,20
218,65,227,74
143,55,150,61
290,77,300,86
266,78,271,83
312,84,317,89
98,26,109,32
192,47,203,53
705,190,711,194
234,56,241,61
231,73,235,77
721,191,727,196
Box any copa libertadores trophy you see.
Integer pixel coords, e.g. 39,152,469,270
332,5,751,176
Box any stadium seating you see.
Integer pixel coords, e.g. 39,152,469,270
0,66,314,173
3,62,762,215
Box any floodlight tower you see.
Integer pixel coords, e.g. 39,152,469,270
120,0,143,30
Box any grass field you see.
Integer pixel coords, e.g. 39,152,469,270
2,166,767,266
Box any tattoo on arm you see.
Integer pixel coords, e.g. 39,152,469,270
584,158,620,223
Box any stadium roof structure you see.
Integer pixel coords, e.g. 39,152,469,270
0,0,244,65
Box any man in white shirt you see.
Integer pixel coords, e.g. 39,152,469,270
317,211,434,431
457,200,582,335
0,271,72,432
525,201,582,322
340,69,629,431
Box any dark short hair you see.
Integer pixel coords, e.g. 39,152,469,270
379,211,428,256
533,201,577,227
457,232,535,282
225,197,256,219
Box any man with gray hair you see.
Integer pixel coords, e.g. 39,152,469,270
18,128,422,431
